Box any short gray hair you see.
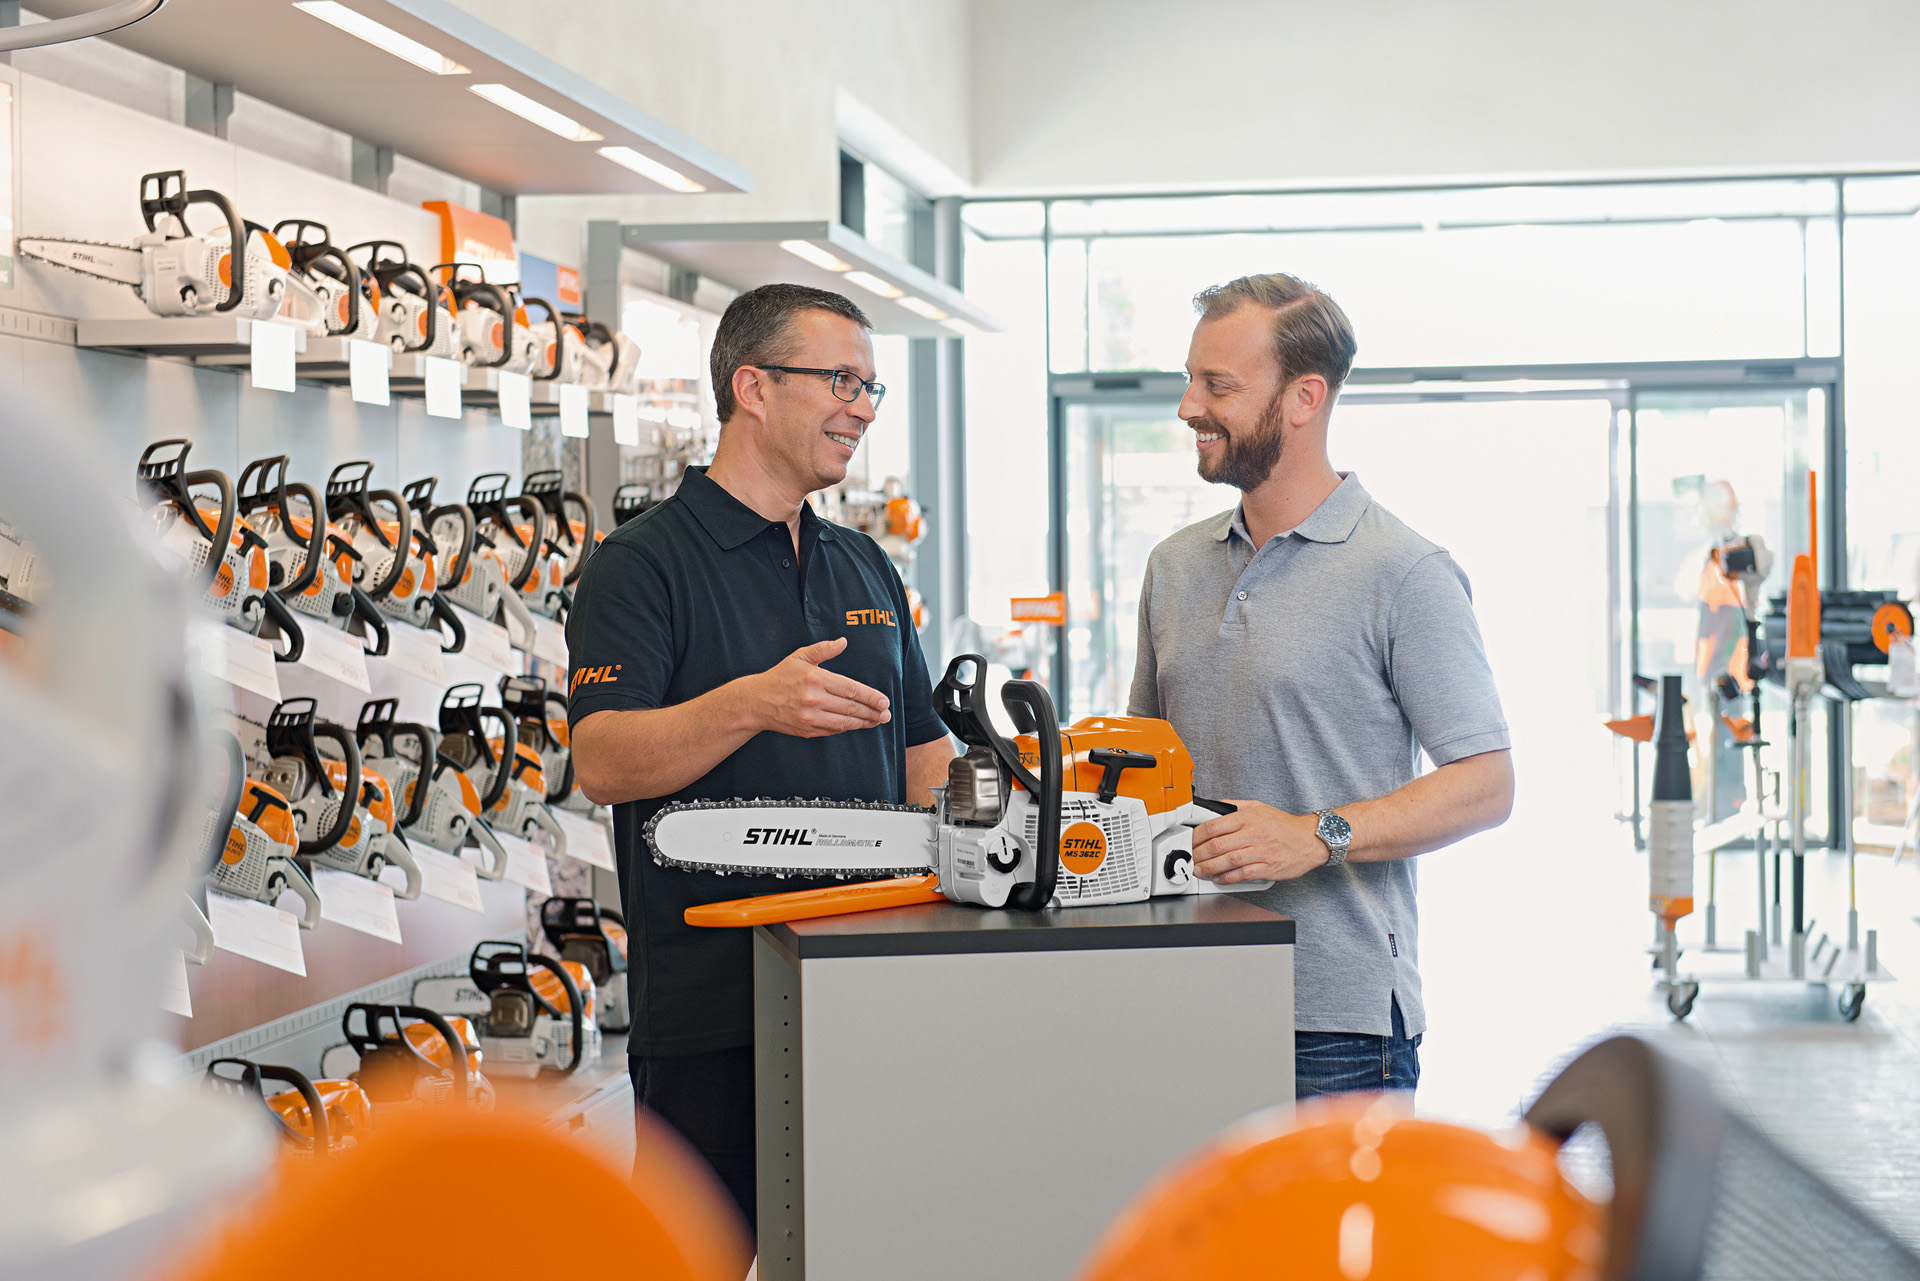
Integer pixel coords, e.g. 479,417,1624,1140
710,283,871,423
1193,273,1357,392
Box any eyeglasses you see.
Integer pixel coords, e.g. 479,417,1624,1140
755,366,886,409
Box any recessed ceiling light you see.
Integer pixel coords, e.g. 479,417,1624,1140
598,146,705,194
780,240,852,272
843,270,905,300
941,317,984,336
896,296,948,321
469,83,602,141
293,2,469,75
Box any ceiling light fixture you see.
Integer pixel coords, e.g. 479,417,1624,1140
941,317,984,337
469,83,602,141
780,240,852,272
598,146,705,193
896,296,948,321
292,2,469,75
842,270,905,300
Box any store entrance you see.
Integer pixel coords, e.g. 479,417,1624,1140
1049,362,1842,833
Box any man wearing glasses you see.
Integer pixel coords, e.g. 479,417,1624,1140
566,283,955,1237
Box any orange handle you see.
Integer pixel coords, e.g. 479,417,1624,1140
685,875,945,928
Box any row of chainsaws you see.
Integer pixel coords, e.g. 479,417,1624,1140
19,169,644,392
5,436,604,656
202,915,626,1157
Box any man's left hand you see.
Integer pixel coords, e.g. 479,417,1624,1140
1192,799,1330,884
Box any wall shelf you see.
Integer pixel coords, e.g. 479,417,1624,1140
77,314,306,358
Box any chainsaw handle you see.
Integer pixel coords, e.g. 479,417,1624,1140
279,479,328,599
363,489,412,598
180,893,216,965
278,856,324,928
382,831,422,901
204,731,248,874
136,172,248,312
528,952,586,1075
257,586,305,663
476,704,517,811
521,296,562,379
427,589,467,654
424,502,475,598
350,244,437,352
1000,678,1061,912
201,190,248,313
354,697,399,757
348,585,390,657
495,494,547,591
304,718,361,855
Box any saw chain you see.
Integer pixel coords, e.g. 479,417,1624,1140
645,796,936,878
27,238,148,300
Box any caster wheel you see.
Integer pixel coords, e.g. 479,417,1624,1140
1667,982,1699,1020
1840,984,1866,1022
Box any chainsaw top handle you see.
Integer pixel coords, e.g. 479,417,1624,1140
999,677,1062,911
140,171,249,313
342,1003,470,1104
434,263,515,368
325,461,412,599
205,1058,330,1154
137,439,236,595
934,653,1041,797
268,697,361,854
275,220,363,336
520,295,562,379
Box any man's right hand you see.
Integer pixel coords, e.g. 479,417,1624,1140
748,637,891,738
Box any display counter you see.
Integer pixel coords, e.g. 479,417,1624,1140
752,896,1295,1281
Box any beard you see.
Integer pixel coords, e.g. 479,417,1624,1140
1195,388,1286,491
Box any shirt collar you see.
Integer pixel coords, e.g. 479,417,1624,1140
676,465,837,551
1217,472,1370,548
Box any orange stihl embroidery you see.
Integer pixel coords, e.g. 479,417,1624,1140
844,608,898,628
570,663,622,693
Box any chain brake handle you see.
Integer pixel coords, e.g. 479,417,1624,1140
140,172,249,313
520,296,561,379
136,439,236,595
435,264,515,368
341,1003,470,1104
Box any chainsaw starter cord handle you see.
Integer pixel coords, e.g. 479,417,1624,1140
1000,677,1061,911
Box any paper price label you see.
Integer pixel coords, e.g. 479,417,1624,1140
530,615,569,668
206,890,307,976
559,383,590,438
498,370,532,431
295,620,372,692
375,619,448,686
190,617,282,701
551,806,616,871
415,846,485,913
451,605,520,676
424,355,463,419
496,832,555,896
611,393,640,446
250,319,297,393
348,338,391,406
161,948,192,1018
313,868,404,944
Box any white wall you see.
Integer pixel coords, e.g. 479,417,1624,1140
967,0,1920,193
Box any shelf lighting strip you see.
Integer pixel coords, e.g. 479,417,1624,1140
292,2,469,75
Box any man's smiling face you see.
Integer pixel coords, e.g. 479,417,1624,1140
1178,303,1290,492
760,309,879,493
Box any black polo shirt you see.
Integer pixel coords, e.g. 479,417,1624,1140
565,465,946,1055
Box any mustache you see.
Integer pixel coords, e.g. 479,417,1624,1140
1188,415,1228,436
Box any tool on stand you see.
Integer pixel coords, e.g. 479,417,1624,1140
349,240,458,358
205,730,323,929
655,655,1270,927
414,941,589,1079
272,220,379,340
331,1003,494,1115
541,898,631,1033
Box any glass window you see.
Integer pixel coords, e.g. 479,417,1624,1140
849,333,911,490
859,160,930,269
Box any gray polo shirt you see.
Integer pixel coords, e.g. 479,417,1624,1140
1127,472,1508,1038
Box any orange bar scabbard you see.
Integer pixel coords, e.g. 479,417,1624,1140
685,875,945,928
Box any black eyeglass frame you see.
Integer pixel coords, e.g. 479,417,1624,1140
754,365,887,409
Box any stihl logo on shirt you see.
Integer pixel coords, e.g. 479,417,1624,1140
570,663,621,693
743,828,814,846
845,608,898,628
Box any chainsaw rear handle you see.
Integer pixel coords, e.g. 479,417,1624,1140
355,700,439,829
273,220,363,336
999,677,1062,911
137,439,237,594
206,1058,332,1154
179,893,216,965
426,589,467,654
348,585,391,657
258,586,305,663
520,296,562,379
525,470,597,583
435,264,515,368
139,171,248,313
277,856,324,929
342,1003,470,1104
382,831,423,901
237,457,326,597
325,462,412,600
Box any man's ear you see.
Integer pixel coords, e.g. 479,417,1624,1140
1287,373,1331,427
733,365,773,425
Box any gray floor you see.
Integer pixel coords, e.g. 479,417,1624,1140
1415,726,1920,1249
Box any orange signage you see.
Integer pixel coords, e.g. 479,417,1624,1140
1010,592,1067,626
422,200,519,284
557,265,582,309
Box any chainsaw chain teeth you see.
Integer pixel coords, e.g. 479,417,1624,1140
645,797,936,879
21,240,148,299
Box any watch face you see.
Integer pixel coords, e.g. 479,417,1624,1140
1319,812,1351,843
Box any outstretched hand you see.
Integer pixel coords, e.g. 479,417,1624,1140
751,637,892,738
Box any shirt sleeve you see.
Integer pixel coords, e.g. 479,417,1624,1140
1386,551,1510,766
1127,550,1162,717
563,541,676,728
889,562,949,747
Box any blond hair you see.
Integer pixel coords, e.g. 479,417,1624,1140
1193,273,1357,392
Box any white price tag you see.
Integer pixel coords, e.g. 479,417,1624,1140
498,370,532,430
496,832,555,896
295,620,372,692
530,614,569,667
249,319,298,392
348,338,391,407
313,868,404,943
424,355,463,419
206,890,307,976
611,393,640,446
416,846,485,912
161,948,192,1018
451,605,519,676
1890,637,1918,698
551,806,616,871
559,383,590,438
374,619,448,686
190,617,282,700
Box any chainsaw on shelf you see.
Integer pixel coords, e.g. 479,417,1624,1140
653,655,1269,926
435,263,521,369
205,729,324,928
588,317,644,395
20,170,307,320
348,240,458,358
523,468,598,592
329,1003,494,1115
519,294,571,381
233,455,390,657
394,476,473,653
441,473,539,645
204,1058,370,1157
324,460,414,611
501,674,581,811
356,698,510,881
611,483,660,527
272,220,380,340
252,697,422,899
138,440,305,661
338,469,466,653
438,681,567,858
413,941,592,1079
540,897,630,1032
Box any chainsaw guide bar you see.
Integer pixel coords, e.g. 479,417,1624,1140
646,797,937,879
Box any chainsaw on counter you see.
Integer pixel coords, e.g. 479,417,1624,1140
652,655,1269,925
348,240,458,358
21,170,307,320
540,898,630,1032
273,220,380,340
412,941,592,1079
356,697,511,882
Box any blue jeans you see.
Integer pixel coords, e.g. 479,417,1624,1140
1295,997,1421,1100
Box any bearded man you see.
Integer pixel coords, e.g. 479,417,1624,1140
1127,273,1515,1099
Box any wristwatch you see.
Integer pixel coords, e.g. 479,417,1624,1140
1313,810,1352,866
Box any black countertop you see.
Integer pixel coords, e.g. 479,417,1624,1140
757,895,1294,960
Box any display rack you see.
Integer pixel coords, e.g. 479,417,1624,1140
77,315,307,359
